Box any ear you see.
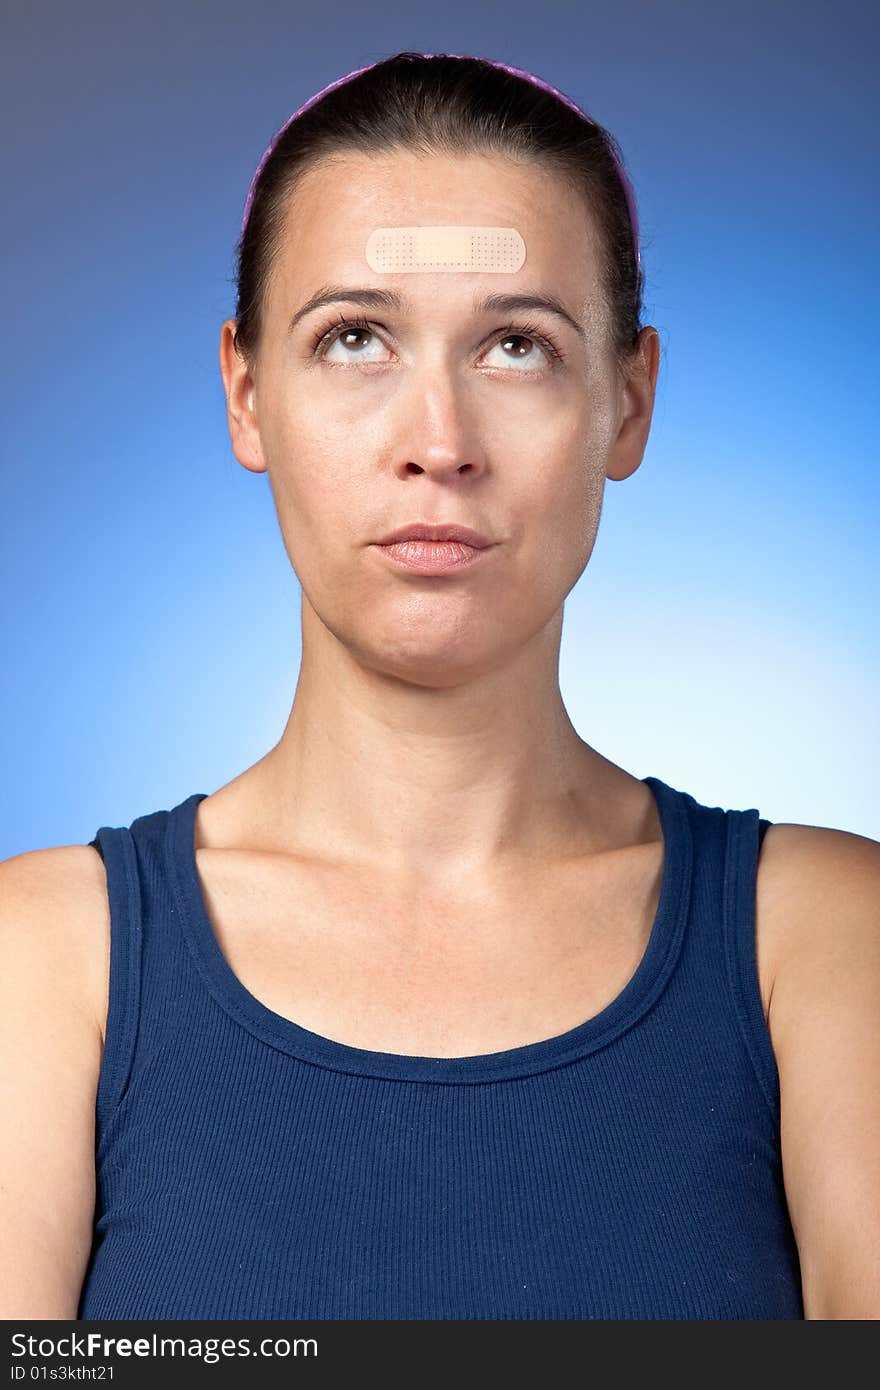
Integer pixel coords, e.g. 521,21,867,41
605,326,660,482
219,319,267,474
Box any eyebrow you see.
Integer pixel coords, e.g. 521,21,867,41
287,285,586,340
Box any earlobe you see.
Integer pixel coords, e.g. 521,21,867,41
237,408,266,475
241,386,267,473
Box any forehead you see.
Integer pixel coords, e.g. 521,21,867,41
273,149,602,314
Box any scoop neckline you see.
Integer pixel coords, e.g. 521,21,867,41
168,774,691,1083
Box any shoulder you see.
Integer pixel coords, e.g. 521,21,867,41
0,844,111,1047
0,846,110,1317
754,820,880,1317
756,820,880,1034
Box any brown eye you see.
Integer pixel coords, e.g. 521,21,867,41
483,332,553,370
314,319,391,363
490,318,564,367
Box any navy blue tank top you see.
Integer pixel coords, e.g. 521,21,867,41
77,775,803,1319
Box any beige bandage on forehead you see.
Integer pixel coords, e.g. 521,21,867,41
365,226,526,273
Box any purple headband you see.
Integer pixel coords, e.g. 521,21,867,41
240,53,641,276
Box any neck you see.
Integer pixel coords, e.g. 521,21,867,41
236,603,638,882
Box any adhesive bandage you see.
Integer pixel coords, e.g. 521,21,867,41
365,226,526,274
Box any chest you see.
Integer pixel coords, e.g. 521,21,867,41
192,839,682,1058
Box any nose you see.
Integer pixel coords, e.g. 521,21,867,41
391,366,486,479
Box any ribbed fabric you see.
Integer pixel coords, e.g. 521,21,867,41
76,775,803,1320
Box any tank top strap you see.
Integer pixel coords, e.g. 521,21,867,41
646,780,780,1132
721,800,780,1126
88,798,197,1165
87,821,144,1150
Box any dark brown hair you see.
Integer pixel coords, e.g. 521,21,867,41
232,51,646,377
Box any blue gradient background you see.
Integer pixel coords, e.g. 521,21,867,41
2,1,877,857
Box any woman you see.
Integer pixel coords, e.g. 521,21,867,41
2,51,878,1322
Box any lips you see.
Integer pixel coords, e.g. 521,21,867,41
376,522,493,548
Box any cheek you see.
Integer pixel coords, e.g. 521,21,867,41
262,461,352,597
526,445,606,560
266,425,371,544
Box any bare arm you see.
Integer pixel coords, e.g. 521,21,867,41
0,846,109,1319
763,823,880,1319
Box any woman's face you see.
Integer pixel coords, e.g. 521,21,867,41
221,149,657,687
